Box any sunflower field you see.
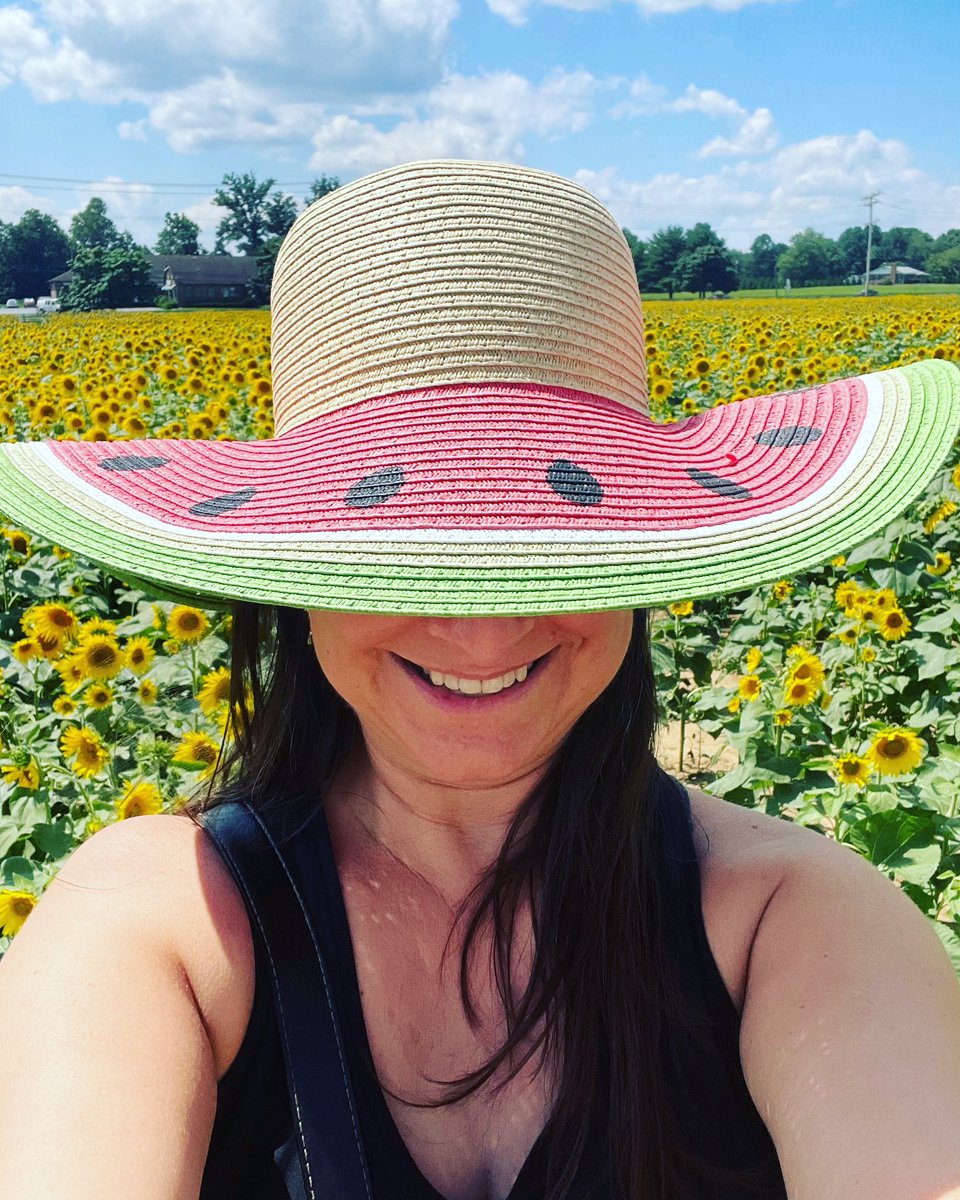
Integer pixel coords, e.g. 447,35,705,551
0,296,958,977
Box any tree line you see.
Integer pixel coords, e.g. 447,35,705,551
2,169,958,309
0,173,340,311
624,221,960,297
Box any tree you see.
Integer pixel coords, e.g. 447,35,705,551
744,234,786,285
676,243,739,298
926,246,960,284
155,212,202,256
264,193,298,240
61,242,153,311
776,229,840,286
879,226,933,269
305,175,340,207
0,210,71,299
69,197,121,254
642,226,686,297
835,226,873,278
213,172,278,255
684,222,724,252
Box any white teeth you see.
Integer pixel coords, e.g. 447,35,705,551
423,662,532,694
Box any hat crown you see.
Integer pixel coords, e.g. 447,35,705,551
269,159,648,436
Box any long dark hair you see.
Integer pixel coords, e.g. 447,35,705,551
178,602,773,1200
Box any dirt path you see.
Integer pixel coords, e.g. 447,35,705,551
655,717,738,782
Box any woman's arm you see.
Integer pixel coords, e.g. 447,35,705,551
740,835,960,1200
0,818,218,1199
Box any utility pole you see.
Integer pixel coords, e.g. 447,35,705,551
861,191,881,295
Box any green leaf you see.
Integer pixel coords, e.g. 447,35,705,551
0,856,40,888
709,762,758,797
930,921,960,978
843,809,942,886
29,822,75,860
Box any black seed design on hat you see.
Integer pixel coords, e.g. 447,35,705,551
547,459,603,506
189,488,257,517
98,455,170,471
686,468,752,500
345,466,405,508
754,425,823,447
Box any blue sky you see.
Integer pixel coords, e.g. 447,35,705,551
1,0,957,252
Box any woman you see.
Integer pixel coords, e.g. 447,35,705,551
0,160,958,1200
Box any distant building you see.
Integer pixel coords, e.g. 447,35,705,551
867,262,931,285
49,253,259,306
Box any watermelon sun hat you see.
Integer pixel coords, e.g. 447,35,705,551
0,158,958,617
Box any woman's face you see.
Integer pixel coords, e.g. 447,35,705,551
306,608,634,790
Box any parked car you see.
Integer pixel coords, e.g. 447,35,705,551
22,298,36,307
37,297,61,312
5,299,17,308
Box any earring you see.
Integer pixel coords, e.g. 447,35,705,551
306,630,314,646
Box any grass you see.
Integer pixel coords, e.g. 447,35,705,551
644,283,960,301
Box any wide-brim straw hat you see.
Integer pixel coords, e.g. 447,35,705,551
0,159,958,616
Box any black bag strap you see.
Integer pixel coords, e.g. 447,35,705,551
197,799,374,1200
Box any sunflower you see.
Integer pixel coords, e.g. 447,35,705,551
871,588,897,612
926,552,951,576
669,600,694,617
82,682,114,710
59,725,110,778
0,889,37,937
952,463,960,491
74,634,125,680
167,606,211,643
1,760,40,790
5,528,32,556
877,608,911,642
830,554,846,569
866,728,925,776
771,580,794,602
197,666,232,716
738,674,762,701
835,625,859,646
12,637,40,664
786,655,825,689
860,646,877,663
773,708,793,726
832,753,871,789
24,602,79,642
727,695,742,714
123,636,155,675
137,678,159,705
115,780,164,820
922,500,957,535
172,731,220,778
745,646,763,673
783,677,817,707
834,581,859,610
52,695,77,716
78,617,118,641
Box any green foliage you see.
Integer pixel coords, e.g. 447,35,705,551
69,197,122,255
154,212,202,256
676,243,738,298
776,228,840,287
0,210,71,300
60,241,154,311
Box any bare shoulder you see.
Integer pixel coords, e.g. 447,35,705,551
65,813,256,1080
682,783,844,1015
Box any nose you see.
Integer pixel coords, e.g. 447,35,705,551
421,616,539,672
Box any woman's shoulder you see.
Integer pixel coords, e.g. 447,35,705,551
97,811,258,1082
683,784,839,1016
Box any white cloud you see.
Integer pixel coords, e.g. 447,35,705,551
576,129,960,249
487,0,791,26
0,5,52,88
0,185,60,223
118,118,149,142
668,84,745,119
698,106,778,156
307,68,599,172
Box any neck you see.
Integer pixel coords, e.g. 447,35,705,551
324,742,546,910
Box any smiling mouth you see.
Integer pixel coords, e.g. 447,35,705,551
392,649,552,696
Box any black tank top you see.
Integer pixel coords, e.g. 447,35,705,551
199,769,787,1199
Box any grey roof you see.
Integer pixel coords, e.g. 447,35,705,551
49,253,259,288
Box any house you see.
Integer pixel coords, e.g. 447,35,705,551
49,253,259,306
867,262,931,285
